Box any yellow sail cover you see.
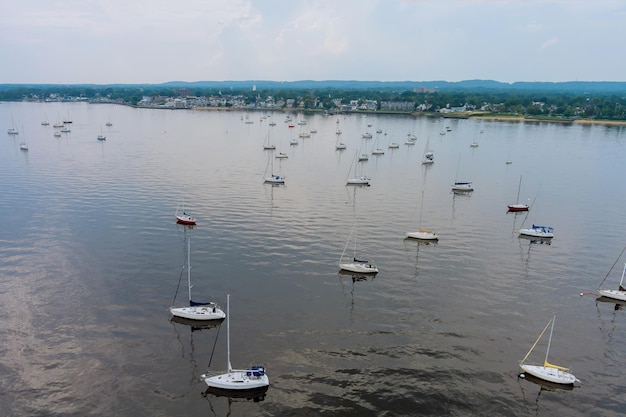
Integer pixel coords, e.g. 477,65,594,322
544,360,570,371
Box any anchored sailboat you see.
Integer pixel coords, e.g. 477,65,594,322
169,238,225,321
507,175,529,212
406,190,439,241
339,223,378,274
519,316,579,385
597,246,626,302
201,295,269,390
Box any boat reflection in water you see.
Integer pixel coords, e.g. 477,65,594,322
595,296,626,311
202,385,269,402
170,315,223,330
517,234,552,245
338,269,377,282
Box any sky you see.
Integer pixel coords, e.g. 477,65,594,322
1,0,625,84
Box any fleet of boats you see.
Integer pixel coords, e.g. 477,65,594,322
13,110,621,394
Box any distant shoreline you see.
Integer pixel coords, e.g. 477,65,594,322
190,106,626,126
467,114,626,126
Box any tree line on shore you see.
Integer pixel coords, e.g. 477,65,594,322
1,82,625,121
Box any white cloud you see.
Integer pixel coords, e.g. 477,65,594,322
0,0,625,83
540,37,559,49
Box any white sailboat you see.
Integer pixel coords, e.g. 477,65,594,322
339,223,378,274
421,137,434,165
97,125,106,141
264,150,285,184
170,238,225,321
406,191,439,241
519,316,579,385
451,154,473,192
335,127,346,150
262,128,275,150
507,175,529,212
597,246,626,301
175,197,197,225
7,116,18,135
598,263,626,302
201,294,269,390
346,152,370,186
519,224,553,239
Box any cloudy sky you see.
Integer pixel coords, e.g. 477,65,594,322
1,0,625,84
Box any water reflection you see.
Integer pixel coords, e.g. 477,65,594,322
517,235,553,245
202,385,268,401
596,296,626,311
338,270,376,316
518,372,575,417
170,317,222,382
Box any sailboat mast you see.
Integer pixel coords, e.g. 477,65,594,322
516,175,522,202
545,316,556,364
419,190,425,227
227,294,232,372
187,238,192,303
353,223,358,258
619,263,626,288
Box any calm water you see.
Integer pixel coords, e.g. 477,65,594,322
1,101,626,416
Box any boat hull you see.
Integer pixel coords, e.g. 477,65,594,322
520,364,577,385
264,176,285,184
346,177,370,186
176,215,197,225
519,229,553,238
452,183,473,192
507,204,529,212
169,305,226,321
203,370,269,391
406,231,439,241
597,289,626,302
339,262,378,274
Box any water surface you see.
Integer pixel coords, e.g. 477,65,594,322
1,102,625,416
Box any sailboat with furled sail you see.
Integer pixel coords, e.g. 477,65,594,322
507,174,529,212
519,316,579,385
201,295,269,391
597,246,626,302
169,238,225,321
406,190,438,241
339,223,378,274
264,150,285,184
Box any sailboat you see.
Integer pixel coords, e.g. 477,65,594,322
97,125,106,141
170,238,225,321
421,137,434,165
519,224,553,239
175,198,197,225
451,154,473,192
262,128,275,150
264,150,285,184
507,175,529,212
346,152,370,186
406,191,439,241
201,294,269,390
597,246,626,301
519,316,579,385
7,116,18,135
339,223,378,274
598,263,626,302
335,125,346,150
